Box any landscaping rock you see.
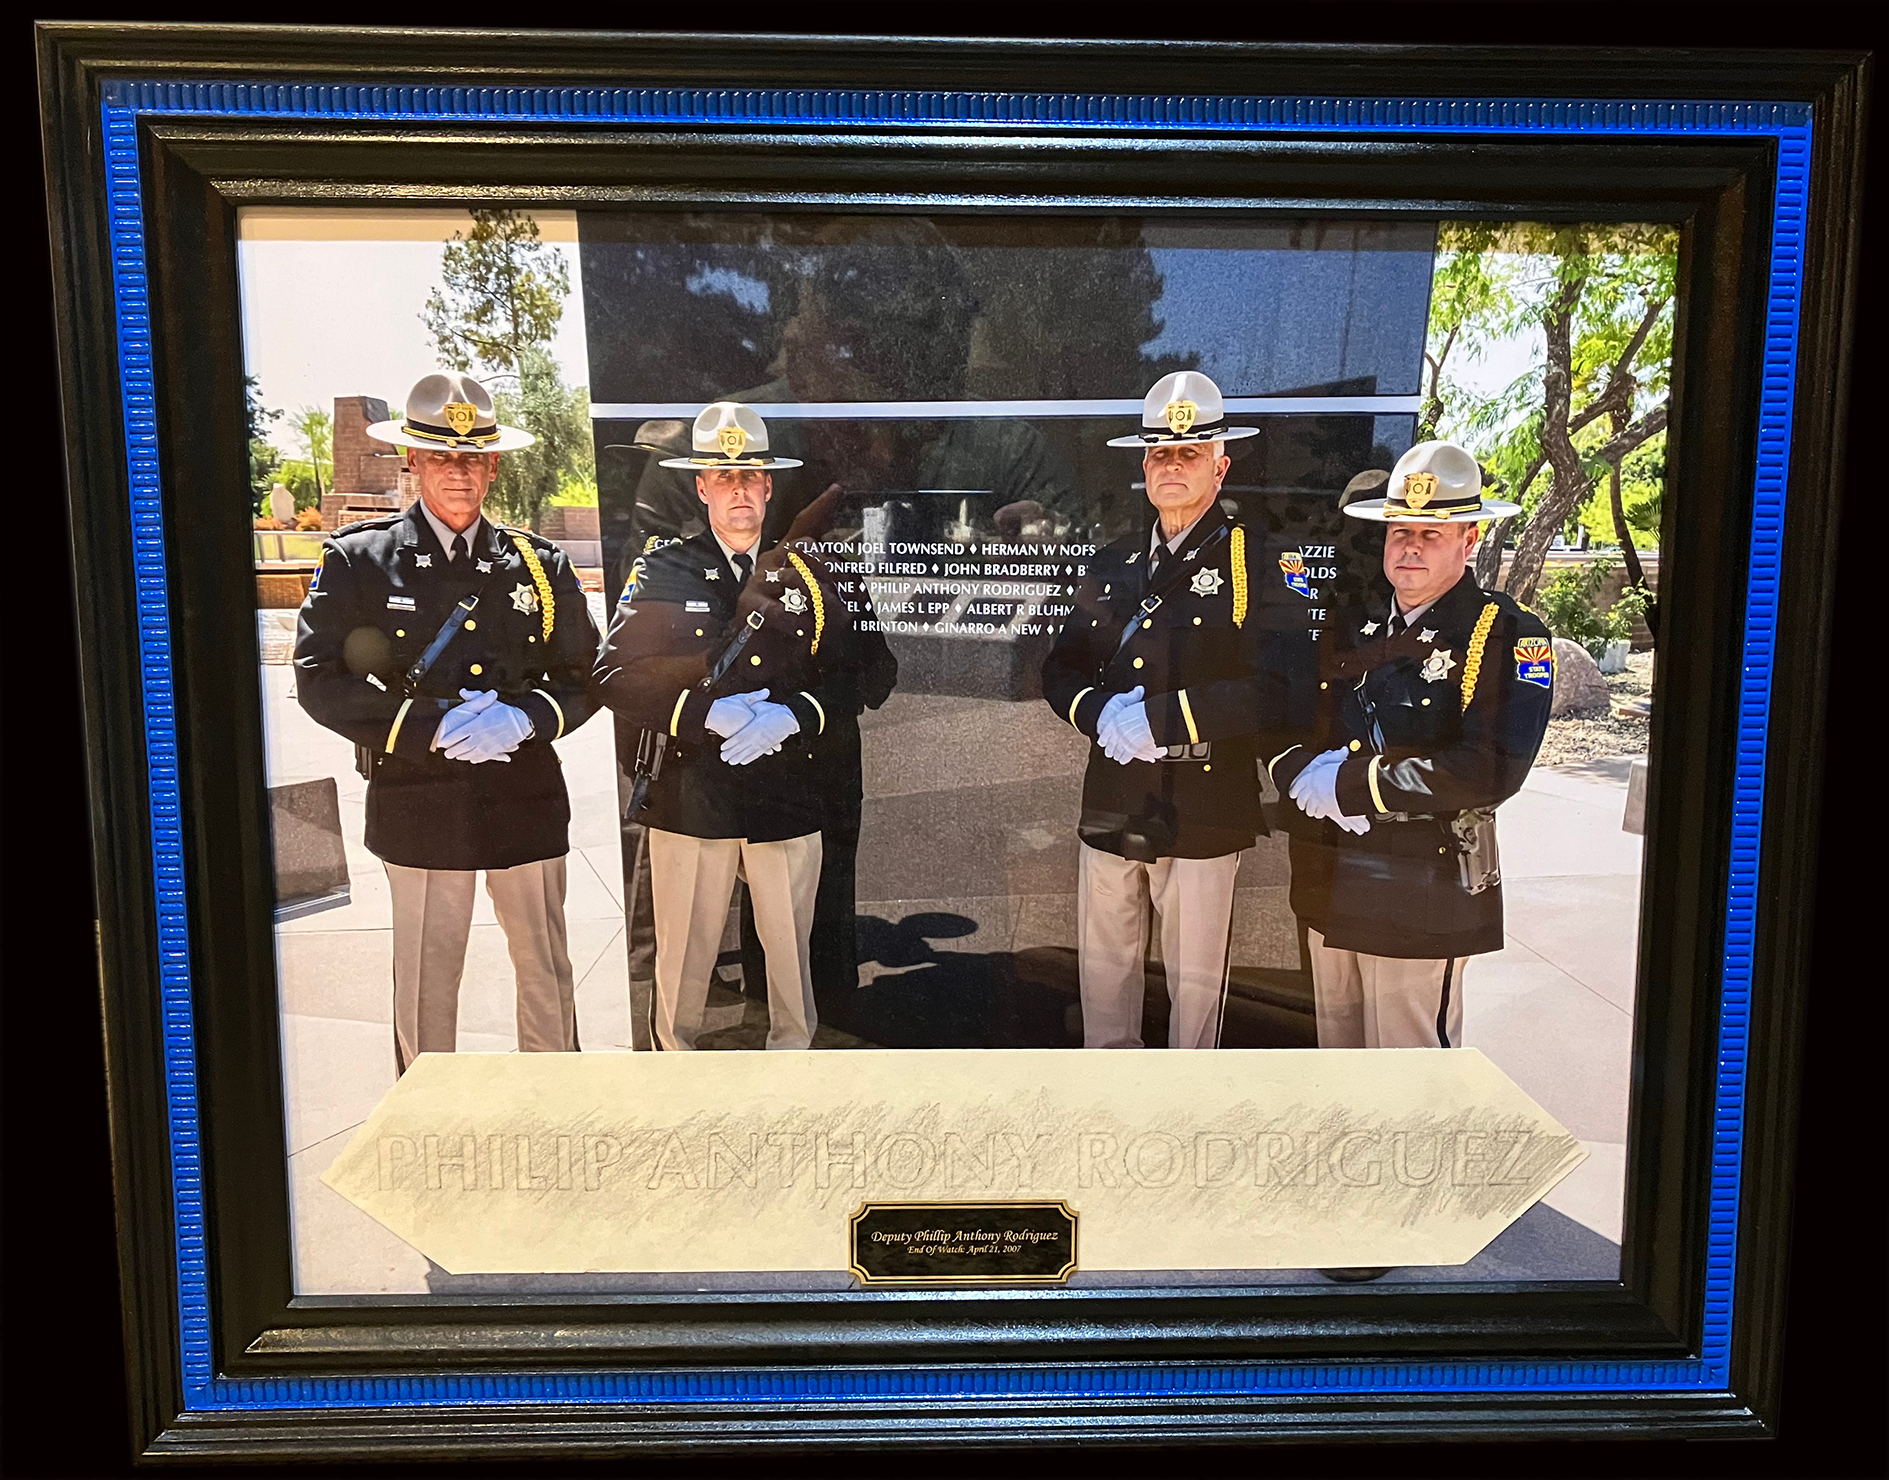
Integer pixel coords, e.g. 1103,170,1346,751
1550,637,1611,716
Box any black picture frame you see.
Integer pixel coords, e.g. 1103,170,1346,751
32,25,1869,1459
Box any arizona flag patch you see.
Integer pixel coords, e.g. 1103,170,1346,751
1515,637,1555,689
1278,550,1313,598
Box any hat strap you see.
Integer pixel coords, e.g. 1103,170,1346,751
402,417,501,448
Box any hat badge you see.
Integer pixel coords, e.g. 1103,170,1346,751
1402,471,1438,509
443,401,479,437
1164,399,1199,435
717,423,749,459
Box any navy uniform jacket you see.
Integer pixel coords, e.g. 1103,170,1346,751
592,533,858,842
293,504,600,872
1040,504,1297,861
1271,569,1553,959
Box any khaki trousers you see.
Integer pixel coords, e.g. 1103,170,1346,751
647,829,821,1051
1307,928,1466,1049
385,857,577,1074
1076,841,1241,1049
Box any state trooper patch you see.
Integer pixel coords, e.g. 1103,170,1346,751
1189,567,1224,597
1278,549,1313,598
1515,637,1555,689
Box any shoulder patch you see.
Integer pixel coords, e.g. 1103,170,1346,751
1514,635,1556,689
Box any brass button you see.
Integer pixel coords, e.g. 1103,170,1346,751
1103,584,1111,594
469,664,483,676
797,629,805,638
1133,657,1144,669
464,619,476,631
1193,616,1202,626
395,629,406,638
695,628,704,637
1319,681,1328,690
750,655,762,666
1439,847,1448,856
528,635,536,643
1348,739,1361,751
1202,764,1212,773
1421,697,1431,706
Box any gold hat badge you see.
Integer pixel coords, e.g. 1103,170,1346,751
717,423,750,459
1164,399,1199,435
1402,471,1439,508
442,401,479,437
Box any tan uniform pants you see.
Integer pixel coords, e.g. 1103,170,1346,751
1307,928,1466,1049
385,857,577,1074
1076,841,1241,1049
647,828,821,1051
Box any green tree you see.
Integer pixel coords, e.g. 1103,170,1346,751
486,349,592,532
246,376,283,517
422,209,569,377
289,407,332,507
1423,223,1674,626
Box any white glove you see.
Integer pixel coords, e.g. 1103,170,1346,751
719,699,800,766
433,688,496,751
1097,688,1162,765
1287,747,1372,834
440,689,533,764
706,690,767,738
1096,685,1141,736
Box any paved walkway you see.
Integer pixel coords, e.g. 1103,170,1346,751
259,626,1643,1295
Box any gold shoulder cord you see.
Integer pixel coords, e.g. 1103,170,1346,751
784,550,825,653
508,531,556,642
1229,525,1248,628
1461,602,1500,711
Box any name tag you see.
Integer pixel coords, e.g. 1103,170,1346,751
386,595,417,611
685,600,712,612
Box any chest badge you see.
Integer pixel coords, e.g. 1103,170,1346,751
1419,627,1438,644
510,583,540,615
1421,647,1457,684
475,559,494,574
781,587,808,614
1361,619,1380,636
704,567,721,580
765,568,782,583
1190,567,1224,597
1278,550,1313,598
414,553,433,568
1515,638,1556,689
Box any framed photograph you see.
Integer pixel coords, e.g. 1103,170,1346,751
37,26,1865,1457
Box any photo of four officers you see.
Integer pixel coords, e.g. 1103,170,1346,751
294,367,1553,1068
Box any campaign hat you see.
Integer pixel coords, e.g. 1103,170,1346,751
1343,439,1520,523
1105,370,1260,448
365,372,535,453
658,402,803,470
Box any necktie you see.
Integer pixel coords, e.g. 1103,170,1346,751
732,552,752,586
1388,609,1406,637
1146,542,1165,590
451,534,469,566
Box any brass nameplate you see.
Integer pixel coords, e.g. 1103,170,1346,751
850,1200,1077,1286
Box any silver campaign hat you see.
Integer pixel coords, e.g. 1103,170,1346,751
657,402,803,470
364,372,536,453
1105,370,1261,448
1343,440,1520,523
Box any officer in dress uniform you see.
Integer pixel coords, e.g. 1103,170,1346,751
294,373,600,1073
1041,372,1296,1049
593,403,858,1051
1270,440,1551,1050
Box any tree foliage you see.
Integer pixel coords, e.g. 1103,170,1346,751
246,375,283,517
287,407,333,508
486,349,592,532
422,209,569,377
1423,222,1676,621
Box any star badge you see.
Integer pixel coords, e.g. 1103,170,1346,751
704,568,720,580
1421,647,1457,683
1419,628,1437,643
510,583,540,615
415,553,433,568
1361,620,1379,635
765,569,782,583
476,559,494,574
781,588,808,614
1190,567,1224,597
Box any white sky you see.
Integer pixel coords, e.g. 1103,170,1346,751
237,208,590,428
